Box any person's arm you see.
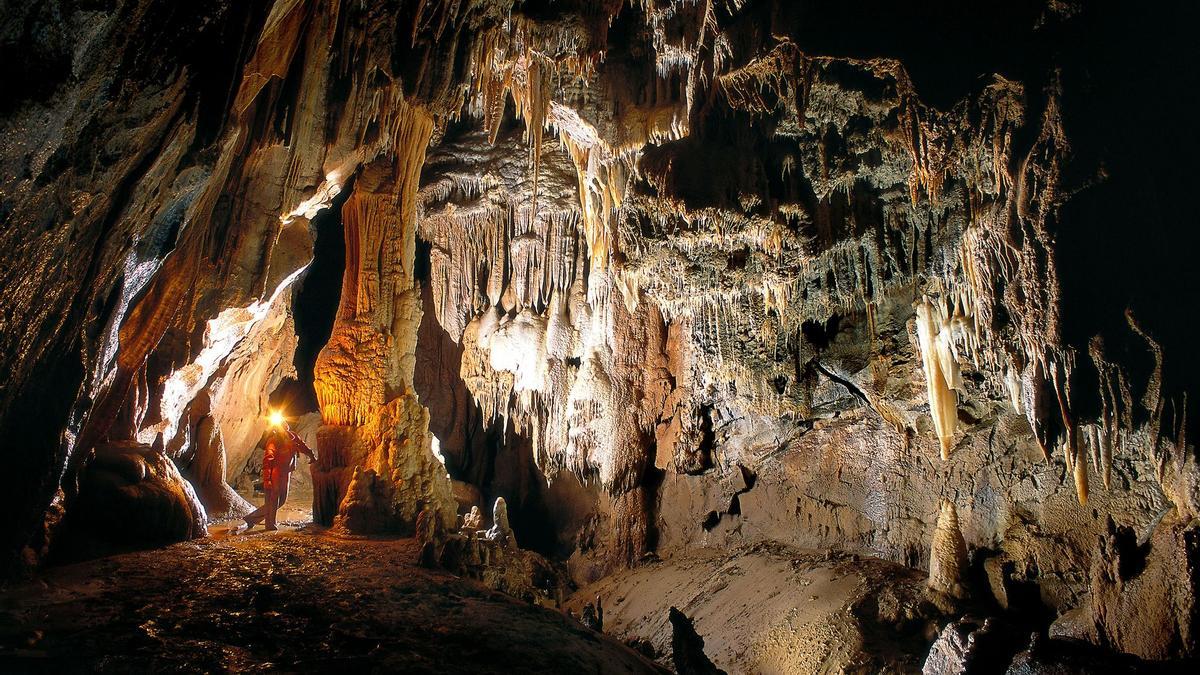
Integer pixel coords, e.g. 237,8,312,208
288,431,317,461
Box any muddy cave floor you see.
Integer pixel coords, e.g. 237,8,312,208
0,512,1175,674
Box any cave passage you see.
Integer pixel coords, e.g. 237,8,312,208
271,181,351,415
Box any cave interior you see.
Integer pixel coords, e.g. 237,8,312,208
0,0,1198,672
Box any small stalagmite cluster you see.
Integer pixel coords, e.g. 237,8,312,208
0,0,1197,671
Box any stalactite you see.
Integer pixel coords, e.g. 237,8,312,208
916,297,961,459
551,105,629,272
717,40,802,114
1048,355,1087,505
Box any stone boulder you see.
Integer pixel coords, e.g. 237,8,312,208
53,442,206,560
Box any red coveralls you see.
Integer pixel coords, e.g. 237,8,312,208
244,430,314,530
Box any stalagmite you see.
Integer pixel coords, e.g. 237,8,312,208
462,506,483,532
928,499,968,599
486,497,516,549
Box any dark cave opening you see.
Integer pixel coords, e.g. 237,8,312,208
271,181,351,414
688,405,716,475
801,314,842,351
483,432,564,557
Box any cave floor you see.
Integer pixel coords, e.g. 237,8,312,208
568,542,943,674
228,486,315,533
0,529,660,674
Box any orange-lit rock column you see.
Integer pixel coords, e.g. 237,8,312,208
311,107,456,535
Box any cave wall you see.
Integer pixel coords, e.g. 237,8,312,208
1,0,1197,659
1,0,280,571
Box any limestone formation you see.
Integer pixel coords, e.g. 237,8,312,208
0,0,1196,670
580,597,604,633
1055,517,1200,660
462,505,484,532
186,415,253,520
669,607,727,675
486,497,517,549
53,442,207,559
928,498,969,600
922,617,998,675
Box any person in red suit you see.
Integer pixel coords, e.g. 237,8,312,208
239,417,315,532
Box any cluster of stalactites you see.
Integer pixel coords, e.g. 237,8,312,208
455,2,706,276
442,4,1135,515
418,171,585,342
935,81,1118,506
444,233,667,496
898,72,1023,209
716,39,803,115
914,294,972,459
464,14,603,225
457,277,631,488
626,275,795,418
914,289,1097,510
547,101,686,278
636,0,754,114
917,283,1109,508
867,75,1136,509
461,25,628,274
417,153,600,480
614,184,970,423
913,278,1100,507
621,168,971,338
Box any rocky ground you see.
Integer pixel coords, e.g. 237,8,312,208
0,525,661,674
568,542,946,674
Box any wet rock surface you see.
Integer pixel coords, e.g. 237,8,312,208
0,529,661,673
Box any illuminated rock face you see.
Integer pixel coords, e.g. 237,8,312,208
0,0,1197,663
